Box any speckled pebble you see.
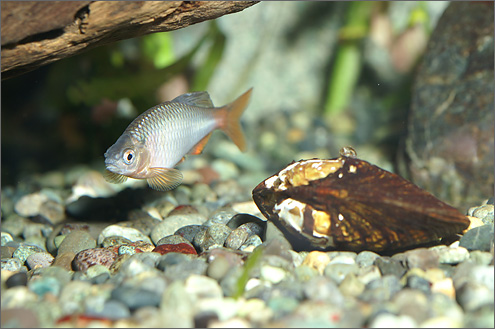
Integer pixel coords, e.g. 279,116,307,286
156,234,191,246
470,204,494,224
150,214,206,245
224,227,249,249
12,244,45,263
26,252,54,269
193,224,232,252
239,234,263,252
73,247,118,272
175,225,206,243
98,225,153,245
101,236,133,248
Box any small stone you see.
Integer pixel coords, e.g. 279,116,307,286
361,275,402,303
167,204,199,217
239,235,263,252
162,258,208,281
38,200,65,225
357,265,382,285
28,276,62,297
14,192,48,217
150,214,206,245
324,263,359,285
469,250,494,265
224,228,249,249
193,224,232,252
117,245,139,256
303,276,344,304
206,256,233,281
13,244,45,263
431,277,456,299
339,272,365,297
375,256,406,277
355,250,380,267
156,234,191,246
52,251,76,271
403,248,439,270
73,248,118,272
86,299,131,320
153,243,197,255
98,225,153,245
405,275,431,295
111,286,161,311
86,264,111,279
302,251,330,275
175,225,206,243
1,232,14,246
185,274,224,300
260,264,287,284
101,236,133,248
459,224,494,251
471,204,494,224
392,289,429,324
368,313,417,328
1,245,16,258
5,272,28,288
156,252,192,271
57,230,96,256
26,252,54,269
430,245,470,264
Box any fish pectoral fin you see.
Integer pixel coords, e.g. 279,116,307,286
103,170,128,184
170,91,214,108
147,167,183,191
189,133,212,155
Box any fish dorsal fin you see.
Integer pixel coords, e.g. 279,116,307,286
189,132,212,155
170,91,214,108
147,167,183,191
103,170,128,184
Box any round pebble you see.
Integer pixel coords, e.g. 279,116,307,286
14,192,48,217
57,230,96,255
150,214,206,245
98,225,153,245
111,286,161,310
12,244,45,263
73,248,118,272
26,252,54,269
5,272,28,288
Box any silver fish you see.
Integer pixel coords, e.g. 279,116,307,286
104,88,252,191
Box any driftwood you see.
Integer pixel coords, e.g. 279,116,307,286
1,1,258,80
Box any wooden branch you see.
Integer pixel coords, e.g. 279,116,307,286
1,1,258,80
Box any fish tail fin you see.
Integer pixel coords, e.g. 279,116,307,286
220,88,252,152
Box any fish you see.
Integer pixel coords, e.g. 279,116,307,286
103,88,253,191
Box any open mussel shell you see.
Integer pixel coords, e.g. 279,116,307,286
252,148,470,253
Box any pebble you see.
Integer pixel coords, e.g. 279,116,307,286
73,248,118,272
12,244,45,263
26,252,54,269
339,272,365,297
431,245,470,264
150,214,206,244
57,230,96,255
175,225,206,243
239,234,263,252
368,313,417,328
324,263,359,285
403,248,440,270
28,276,62,297
38,199,65,225
470,204,494,224
303,276,344,304
1,231,14,246
185,274,224,300
1,257,24,272
1,245,16,258
97,225,153,245
14,192,49,217
161,257,208,281
5,272,28,288
207,256,232,281
301,251,330,274
374,256,407,277
153,243,197,255
85,299,131,320
101,236,133,247
460,224,494,251
260,264,287,284
355,250,381,267
193,224,232,252
111,286,162,311
51,251,76,271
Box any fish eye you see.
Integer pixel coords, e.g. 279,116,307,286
123,149,135,165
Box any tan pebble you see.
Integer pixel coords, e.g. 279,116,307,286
431,277,455,299
424,268,446,283
464,216,485,232
52,251,76,271
302,251,330,274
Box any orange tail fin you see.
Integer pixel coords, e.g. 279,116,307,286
220,88,252,152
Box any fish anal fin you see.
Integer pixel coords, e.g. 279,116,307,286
103,170,128,184
189,133,212,155
171,91,214,108
147,167,183,191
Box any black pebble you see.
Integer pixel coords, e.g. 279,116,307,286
6,272,28,288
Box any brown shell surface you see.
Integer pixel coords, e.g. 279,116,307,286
252,156,470,253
